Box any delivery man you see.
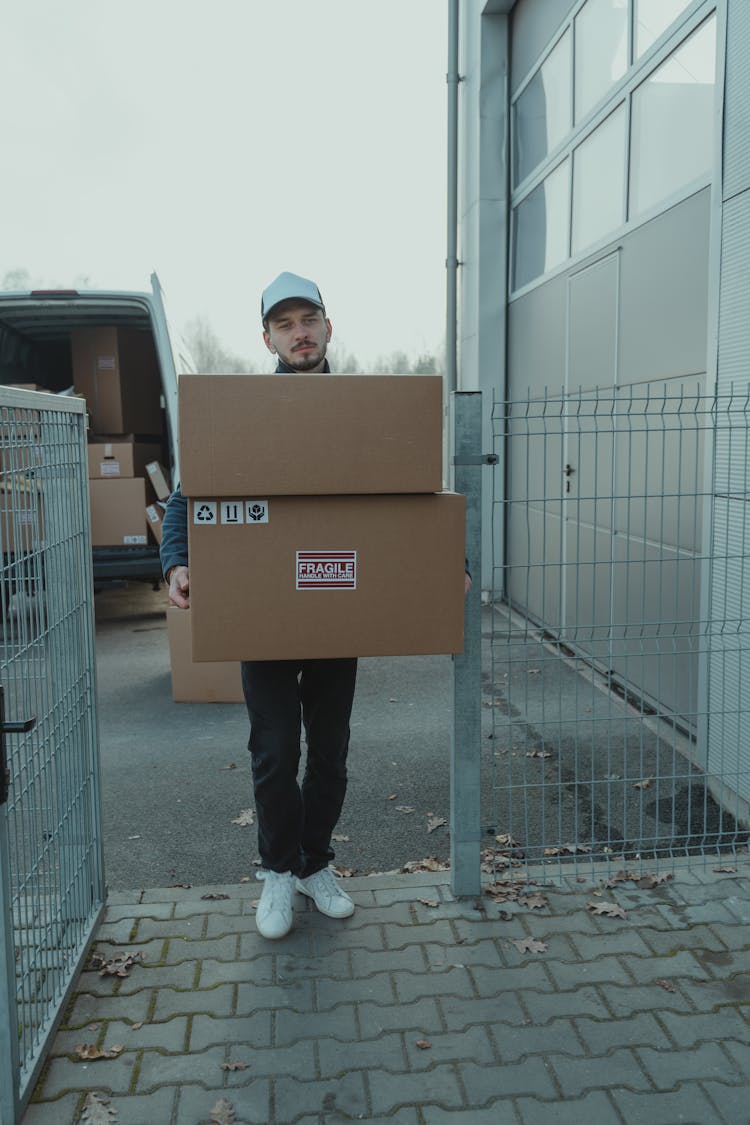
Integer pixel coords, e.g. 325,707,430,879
160,272,357,939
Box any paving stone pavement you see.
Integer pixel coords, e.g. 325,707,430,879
21,860,750,1125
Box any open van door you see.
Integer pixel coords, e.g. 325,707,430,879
0,275,193,582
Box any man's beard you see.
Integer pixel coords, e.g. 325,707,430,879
282,342,326,371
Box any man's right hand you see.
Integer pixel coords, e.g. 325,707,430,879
168,565,190,609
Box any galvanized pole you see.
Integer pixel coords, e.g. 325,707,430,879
446,0,460,395
451,391,483,896
0,802,21,1125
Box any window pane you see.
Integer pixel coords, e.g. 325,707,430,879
630,16,716,217
575,0,629,122
572,104,627,254
635,0,692,58
513,161,570,290
514,31,572,186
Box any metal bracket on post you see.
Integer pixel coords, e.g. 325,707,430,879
450,392,489,898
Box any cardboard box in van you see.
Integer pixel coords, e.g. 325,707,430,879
89,478,148,546
187,491,465,662
71,326,162,435
87,437,162,479
145,501,166,543
178,374,444,496
0,480,43,554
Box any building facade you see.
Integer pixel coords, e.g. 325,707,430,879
458,0,750,812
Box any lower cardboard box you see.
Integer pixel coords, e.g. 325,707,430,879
89,478,147,546
188,491,466,661
167,607,244,702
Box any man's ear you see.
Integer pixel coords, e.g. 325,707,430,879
263,330,276,355
325,317,332,343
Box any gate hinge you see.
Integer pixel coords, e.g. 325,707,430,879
453,453,499,466
0,686,36,807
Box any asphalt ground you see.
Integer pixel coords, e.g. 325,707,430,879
93,581,474,890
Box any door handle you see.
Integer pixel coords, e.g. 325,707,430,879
0,685,36,807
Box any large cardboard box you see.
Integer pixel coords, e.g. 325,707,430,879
167,607,244,702
87,437,162,479
71,326,162,434
179,374,444,496
188,492,465,661
89,478,148,545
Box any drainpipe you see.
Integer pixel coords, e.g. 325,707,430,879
446,0,460,394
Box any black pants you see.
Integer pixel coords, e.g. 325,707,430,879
240,657,358,878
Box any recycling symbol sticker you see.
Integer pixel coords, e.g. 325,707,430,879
193,501,217,525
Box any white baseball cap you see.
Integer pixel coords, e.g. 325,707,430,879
261,272,325,322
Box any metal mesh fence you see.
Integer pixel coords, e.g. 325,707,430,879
0,390,104,1122
486,383,750,881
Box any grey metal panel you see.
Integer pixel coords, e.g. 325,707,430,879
568,253,619,391
618,190,711,386
707,496,750,802
612,378,706,553
562,523,614,665
717,192,750,386
609,535,701,722
510,0,577,95
508,274,567,396
723,0,750,200
506,504,564,628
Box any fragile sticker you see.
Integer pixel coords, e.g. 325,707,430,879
296,550,357,590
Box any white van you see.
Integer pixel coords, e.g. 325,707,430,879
0,273,190,582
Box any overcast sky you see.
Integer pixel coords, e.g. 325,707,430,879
2,1,448,369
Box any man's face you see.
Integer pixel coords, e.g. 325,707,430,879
263,300,332,372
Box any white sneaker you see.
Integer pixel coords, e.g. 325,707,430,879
255,870,295,939
295,867,355,919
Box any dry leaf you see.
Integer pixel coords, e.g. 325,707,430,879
633,778,653,790
655,978,677,992
527,668,540,675
131,1021,144,1030
87,1022,101,1031
230,808,255,827
517,893,547,910
220,1061,249,1071
401,856,449,873
395,805,415,814
332,833,350,842
427,816,447,833
494,833,522,848
638,872,673,888
415,1039,432,1049
526,750,552,759
511,937,548,954
418,898,439,908
201,892,230,901
221,763,238,770
90,952,144,978
81,1092,118,1122
387,793,397,800
209,1097,236,1125
587,901,627,919
544,843,592,856
74,1043,124,1060
170,882,192,889
332,864,354,877
713,865,737,873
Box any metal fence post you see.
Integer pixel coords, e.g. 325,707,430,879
0,803,21,1125
451,391,486,896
